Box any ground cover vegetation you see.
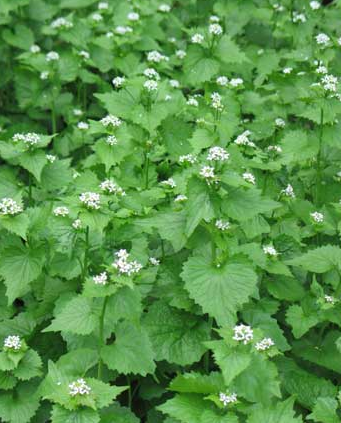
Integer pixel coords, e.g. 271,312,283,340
1,0,341,421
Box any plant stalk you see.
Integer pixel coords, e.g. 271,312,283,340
97,296,109,380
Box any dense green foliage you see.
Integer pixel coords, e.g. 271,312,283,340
1,0,341,421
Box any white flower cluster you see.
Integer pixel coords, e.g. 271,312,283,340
255,337,275,351
273,3,284,12
99,179,126,196
283,67,293,74
144,80,158,91
100,114,122,127
310,211,324,223
40,71,49,80
316,33,330,46
324,295,336,304
106,135,118,145
4,335,22,350
46,154,56,163
310,1,321,9
51,17,73,29
112,249,142,276
210,15,220,23
147,50,169,63
207,146,229,162
211,92,223,111
292,12,306,23
187,97,199,107
233,130,255,147
69,378,91,396
275,118,286,128
179,154,197,164
115,26,133,35
267,145,282,154
215,219,230,231
98,2,108,9
169,79,180,88
46,51,60,61
321,74,338,92
79,50,90,60
209,23,223,36
72,219,82,229
79,192,101,210
30,44,41,53
316,65,328,74
149,257,160,266
233,324,253,344
263,245,278,256
176,50,186,59
216,76,228,86
53,206,69,217
174,194,188,202
13,132,40,146
78,121,89,130
144,68,160,80
281,184,295,198
191,33,204,44
127,12,139,21
158,4,171,12
242,172,256,184
200,166,216,182
229,78,243,88
161,178,176,188
219,392,237,406
93,271,108,285
0,198,23,215
112,76,125,88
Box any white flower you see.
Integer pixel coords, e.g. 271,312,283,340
169,79,180,88
316,65,328,74
200,166,215,180
98,1,108,9
338,37,341,46
233,324,253,344
267,145,282,154
179,154,197,164
281,184,295,198
242,172,256,184
158,4,171,12
174,194,188,202
324,295,336,304
219,392,237,406
211,92,223,110
191,33,204,44
210,15,220,22
207,146,229,162
112,76,125,88
175,49,186,59
100,114,122,127
215,219,230,231
216,76,228,86
310,1,321,9
77,121,89,130
115,26,133,35
233,130,254,147
316,33,330,46
127,12,140,21
92,13,103,21
149,257,160,266
106,135,118,145
46,51,59,61
72,219,82,229
275,118,286,128
147,50,168,63
255,337,275,351
187,97,199,107
161,177,176,188
282,67,293,74
229,78,243,87
46,154,56,163
106,31,114,37
69,378,91,396
165,95,172,101
263,245,278,256
93,271,108,285
4,335,22,351
73,108,83,116
0,198,22,215
273,3,285,12
51,17,73,29
209,23,223,36
79,192,101,209
99,179,125,196
79,50,90,60
310,211,324,223
30,44,40,53
292,12,306,23
144,80,158,91
112,249,142,276
321,74,338,92
73,171,80,179
143,68,160,80
13,132,40,146
53,206,69,217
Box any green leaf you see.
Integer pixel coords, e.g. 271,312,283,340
169,372,224,394
0,382,40,423
181,255,258,325
247,397,303,423
0,243,45,303
216,35,248,64
102,321,156,376
143,301,210,365
286,305,319,338
43,296,98,335
287,246,341,273
0,213,29,239
307,397,339,423
13,349,42,380
100,403,140,423
51,405,100,423
18,149,47,181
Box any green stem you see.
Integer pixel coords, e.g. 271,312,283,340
315,107,324,207
51,101,57,134
97,296,109,380
144,152,149,189
82,226,90,283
